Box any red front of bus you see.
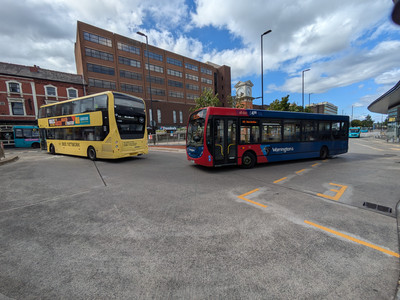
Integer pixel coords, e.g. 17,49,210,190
186,109,213,167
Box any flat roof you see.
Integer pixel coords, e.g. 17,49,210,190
368,80,400,114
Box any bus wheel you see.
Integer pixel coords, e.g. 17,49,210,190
320,146,329,160
87,146,96,161
241,152,256,169
49,144,56,155
32,142,40,149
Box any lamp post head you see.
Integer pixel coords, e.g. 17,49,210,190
136,31,147,37
302,68,310,73
262,30,272,36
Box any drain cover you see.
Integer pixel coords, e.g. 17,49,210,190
363,202,392,213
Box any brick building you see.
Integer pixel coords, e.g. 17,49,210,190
0,62,86,127
75,21,231,129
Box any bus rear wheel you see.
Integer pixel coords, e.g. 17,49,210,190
241,152,256,169
87,146,97,161
49,144,56,155
320,146,329,160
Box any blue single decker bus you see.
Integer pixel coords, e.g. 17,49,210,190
13,125,41,148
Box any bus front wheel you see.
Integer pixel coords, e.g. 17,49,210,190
49,144,56,155
320,146,329,160
87,146,97,161
241,152,256,169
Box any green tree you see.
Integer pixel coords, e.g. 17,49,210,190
268,95,312,112
227,95,245,108
351,119,362,127
268,95,290,111
361,114,374,128
191,89,220,112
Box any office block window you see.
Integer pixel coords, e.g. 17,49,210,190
186,84,199,91
167,57,183,67
121,83,143,93
145,50,163,62
185,73,199,81
168,80,183,88
117,42,140,55
146,75,164,85
145,63,164,73
201,67,212,75
119,56,141,68
85,48,114,61
83,31,112,47
120,70,142,80
167,69,183,78
88,78,116,89
168,91,184,98
87,63,115,76
185,63,198,71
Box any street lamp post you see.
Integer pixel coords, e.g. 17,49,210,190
308,93,312,106
137,31,155,144
302,68,310,111
261,29,271,110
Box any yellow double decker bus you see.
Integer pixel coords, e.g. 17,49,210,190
38,91,148,160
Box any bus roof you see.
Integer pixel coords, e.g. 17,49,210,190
39,91,144,108
204,107,349,121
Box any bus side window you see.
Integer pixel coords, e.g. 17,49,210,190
81,98,94,113
261,120,282,142
240,126,250,144
61,103,72,116
332,122,341,140
318,121,331,140
72,101,81,114
94,95,108,111
284,120,301,141
302,121,317,141
15,129,23,138
46,106,54,118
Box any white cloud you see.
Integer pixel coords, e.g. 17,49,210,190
0,0,398,109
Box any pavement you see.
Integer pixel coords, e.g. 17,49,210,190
2,139,400,297
0,154,18,166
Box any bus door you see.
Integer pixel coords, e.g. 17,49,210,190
213,118,237,166
39,129,47,150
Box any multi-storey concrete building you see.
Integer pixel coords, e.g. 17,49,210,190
75,21,231,129
307,101,338,115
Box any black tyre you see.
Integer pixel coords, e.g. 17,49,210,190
241,152,256,169
320,146,329,160
32,142,40,149
87,146,96,161
49,144,56,155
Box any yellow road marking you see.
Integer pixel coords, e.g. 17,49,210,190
273,177,287,184
237,188,267,208
317,183,348,201
355,143,384,151
312,163,319,167
390,148,400,151
304,220,400,258
296,169,306,174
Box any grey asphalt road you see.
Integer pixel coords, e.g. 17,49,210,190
0,135,399,299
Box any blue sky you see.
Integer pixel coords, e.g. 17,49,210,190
1,0,400,122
